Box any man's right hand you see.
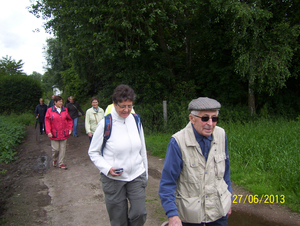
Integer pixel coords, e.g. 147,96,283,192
168,216,182,226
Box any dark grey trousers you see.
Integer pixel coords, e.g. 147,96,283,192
100,172,147,226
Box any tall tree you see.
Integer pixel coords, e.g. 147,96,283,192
29,71,43,82
30,0,190,102
0,55,25,76
223,0,300,114
43,38,70,90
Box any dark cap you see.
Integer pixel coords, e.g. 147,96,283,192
188,97,221,111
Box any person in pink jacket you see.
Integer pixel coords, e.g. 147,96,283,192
45,96,73,169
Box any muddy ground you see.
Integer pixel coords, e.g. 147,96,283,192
0,120,300,226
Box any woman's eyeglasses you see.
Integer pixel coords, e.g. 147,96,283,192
117,103,134,109
192,114,219,122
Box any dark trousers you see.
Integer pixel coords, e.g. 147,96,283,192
183,216,227,226
39,120,45,133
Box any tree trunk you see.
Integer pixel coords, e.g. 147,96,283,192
248,78,256,115
157,23,174,75
248,54,256,115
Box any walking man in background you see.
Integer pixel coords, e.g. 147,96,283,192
34,98,47,134
159,97,232,226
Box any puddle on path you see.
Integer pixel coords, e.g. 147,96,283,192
228,210,290,226
33,154,50,171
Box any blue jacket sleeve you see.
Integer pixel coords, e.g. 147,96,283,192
224,133,232,194
159,137,183,218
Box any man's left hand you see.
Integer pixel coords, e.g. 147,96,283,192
227,207,232,217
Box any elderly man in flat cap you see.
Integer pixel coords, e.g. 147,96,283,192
159,97,232,226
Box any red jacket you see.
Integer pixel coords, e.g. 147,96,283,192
45,106,73,140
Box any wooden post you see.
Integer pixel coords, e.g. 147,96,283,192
163,100,167,125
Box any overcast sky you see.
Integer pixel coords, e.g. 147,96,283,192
0,0,52,75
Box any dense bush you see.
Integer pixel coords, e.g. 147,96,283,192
0,116,26,163
0,75,43,114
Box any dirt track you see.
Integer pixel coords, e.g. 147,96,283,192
0,120,300,226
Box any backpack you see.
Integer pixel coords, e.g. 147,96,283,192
101,113,141,155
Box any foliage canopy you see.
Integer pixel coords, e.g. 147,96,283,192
29,0,300,121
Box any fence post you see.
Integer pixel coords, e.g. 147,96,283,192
163,100,167,126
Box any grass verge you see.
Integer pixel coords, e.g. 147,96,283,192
0,113,34,163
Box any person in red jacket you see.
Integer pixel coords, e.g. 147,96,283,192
45,96,73,169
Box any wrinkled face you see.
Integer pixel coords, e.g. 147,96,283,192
55,99,63,108
39,100,44,105
189,110,218,137
114,99,133,119
92,100,98,108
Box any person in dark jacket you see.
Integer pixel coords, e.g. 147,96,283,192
48,95,55,108
34,98,48,135
45,96,73,169
66,96,85,137
64,96,71,107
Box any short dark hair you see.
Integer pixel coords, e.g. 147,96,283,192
112,84,136,103
91,96,99,103
54,96,63,102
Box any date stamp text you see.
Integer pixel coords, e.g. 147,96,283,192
233,194,285,204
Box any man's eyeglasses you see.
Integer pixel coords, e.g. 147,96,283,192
117,103,134,109
192,114,219,122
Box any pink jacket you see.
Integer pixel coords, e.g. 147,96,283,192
45,106,73,140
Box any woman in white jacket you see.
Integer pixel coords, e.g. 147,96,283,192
85,97,104,142
88,84,148,226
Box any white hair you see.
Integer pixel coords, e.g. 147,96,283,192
190,110,219,116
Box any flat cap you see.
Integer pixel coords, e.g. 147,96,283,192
188,97,221,111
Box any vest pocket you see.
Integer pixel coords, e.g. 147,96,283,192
182,160,202,183
214,154,226,179
176,195,203,223
217,183,231,216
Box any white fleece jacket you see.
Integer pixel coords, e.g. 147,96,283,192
88,107,148,181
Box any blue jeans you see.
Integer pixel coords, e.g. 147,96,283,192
72,117,78,136
182,216,228,226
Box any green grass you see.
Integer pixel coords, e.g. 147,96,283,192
145,118,300,212
0,113,34,163
145,133,172,158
